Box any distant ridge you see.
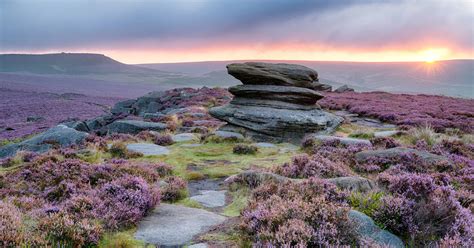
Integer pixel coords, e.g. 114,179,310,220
0,53,159,74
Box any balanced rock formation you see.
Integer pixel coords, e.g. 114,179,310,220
210,62,343,143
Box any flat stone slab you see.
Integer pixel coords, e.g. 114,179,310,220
126,143,169,156
213,131,244,140
134,204,226,246
172,133,199,142
310,135,372,146
374,130,400,137
190,190,227,208
189,243,209,248
255,142,277,148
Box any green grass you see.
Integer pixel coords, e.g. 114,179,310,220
174,198,203,209
98,228,154,248
348,132,375,139
137,142,295,179
348,191,385,217
223,187,250,217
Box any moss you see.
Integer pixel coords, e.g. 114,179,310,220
223,187,249,217
98,228,153,248
349,132,374,139
174,198,203,209
185,171,206,181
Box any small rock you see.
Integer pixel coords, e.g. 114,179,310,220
213,131,244,140
255,142,277,148
328,176,376,192
349,210,404,248
107,120,167,134
126,143,169,156
190,190,227,208
26,116,44,122
134,204,226,246
334,85,355,93
143,113,165,120
172,133,199,142
309,135,372,146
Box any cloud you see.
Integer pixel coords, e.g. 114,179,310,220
1,0,472,56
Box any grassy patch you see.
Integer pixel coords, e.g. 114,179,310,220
348,132,374,139
174,197,203,209
348,191,384,217
99,228,154,248
138,142,295,179
223,187,249,217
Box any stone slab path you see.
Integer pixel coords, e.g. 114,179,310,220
126,143,170,156
134,204,226,247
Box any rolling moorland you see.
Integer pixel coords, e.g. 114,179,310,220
0,54,473,247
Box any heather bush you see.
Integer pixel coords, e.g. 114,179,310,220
241,178,356,246
233,144,258,155
370,136,400,149
312,139,371,166
154,133,174,146
274,154,352,179
161,176,188,202
373,195,417,237
38,211,102,247
301,135,317,149
0,201,27,247
154,162,173,177
108,141,143,158
95,175,160,229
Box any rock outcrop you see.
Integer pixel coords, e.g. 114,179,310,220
334,84,355,93
0,125,88,158
210,62,342,143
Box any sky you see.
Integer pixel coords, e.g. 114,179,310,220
1,0,473,64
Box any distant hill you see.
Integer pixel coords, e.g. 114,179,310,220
140,59,474,98
0,53,170,75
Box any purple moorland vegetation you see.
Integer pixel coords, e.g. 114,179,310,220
320,92,474,133
241,177,356,247
0,150,168,246
0,88,123,142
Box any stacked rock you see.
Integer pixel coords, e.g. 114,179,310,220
209,62,343,143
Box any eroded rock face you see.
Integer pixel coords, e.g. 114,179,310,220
210,62,342,143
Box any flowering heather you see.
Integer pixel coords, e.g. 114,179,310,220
241,178,356,246
370,136,401,149
320,92,474,133
154,133,174,146
233,144,258,155
0,88,122,141
274,154,352,179
0,158,164,246
161,176,188,202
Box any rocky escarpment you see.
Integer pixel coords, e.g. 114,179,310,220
210,62,342,143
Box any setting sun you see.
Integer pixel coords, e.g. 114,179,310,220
421,48,449,63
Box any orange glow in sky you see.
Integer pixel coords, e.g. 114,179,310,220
10,44,472,64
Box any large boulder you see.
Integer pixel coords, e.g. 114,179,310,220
107,120,167,134
210,104,342,143
210,62,341,143
0,125,88,158
349,210,404,248
327,176,376,192
228,84,323,104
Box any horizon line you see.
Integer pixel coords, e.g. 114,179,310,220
1,52,473,64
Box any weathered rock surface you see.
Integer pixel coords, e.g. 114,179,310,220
107,120,167,134
228,85,323,104
210,62,342,143
134,204,226,246
327,176,376,192
211,105,342,143
334,84,355,93
190,190,227,208
212,130,244,140
349,210,404,248
309,135,372,146
126,143,169,156
254,142,277,148
355,147,449,164
227,62,321,89
172,133,200,142
0,125,88,158
374,130,401,138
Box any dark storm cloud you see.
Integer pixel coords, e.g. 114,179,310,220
0,0,472,51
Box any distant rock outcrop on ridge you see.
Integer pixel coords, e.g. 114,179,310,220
210,62,342,143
